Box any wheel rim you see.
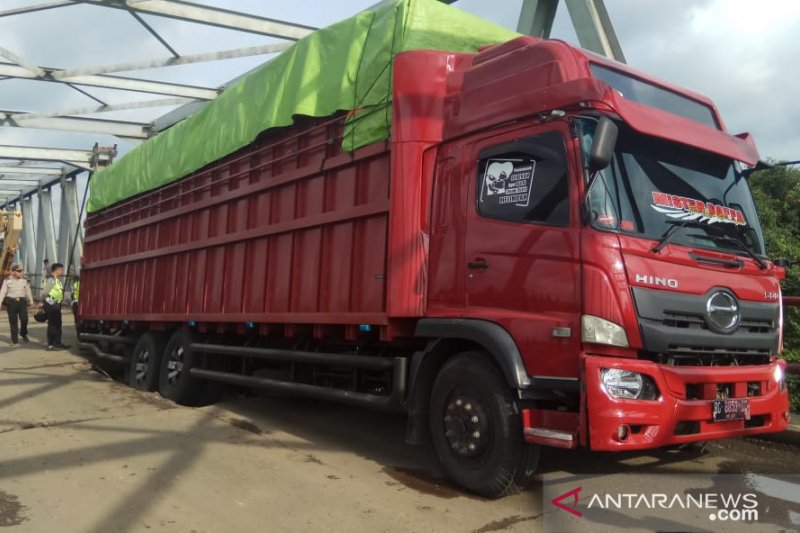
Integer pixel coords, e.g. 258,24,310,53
166,346,185,385
134,349,149,384
443,391,491,461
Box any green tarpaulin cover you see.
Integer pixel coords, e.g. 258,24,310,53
87,0,518,212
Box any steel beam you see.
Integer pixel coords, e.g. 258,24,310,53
0,145,94,166
52,72,219,99
0,166,64,176
0,1,73,18
0,63,37,79
517,0,560,39
129,9,180,58
564,0,626,62
152,99,207,132
55,43,290,78
1,112,150,139
9,98,191,121
36,188,58,291
84,0,316,40
0,180,44,188
0,46,45,77
0,0,317,40
0,62,219,99
59,176,82,274
20,198,37,274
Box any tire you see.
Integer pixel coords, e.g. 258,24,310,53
158,329,211,406
128,332,166,391
430,351,539,498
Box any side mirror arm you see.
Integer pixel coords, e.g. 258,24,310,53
742,160,800,179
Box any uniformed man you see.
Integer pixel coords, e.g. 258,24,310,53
41,258,50,293
42,262,69,351
71,274,80,324
0,264,34,346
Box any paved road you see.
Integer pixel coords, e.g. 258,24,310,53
1,316,798,532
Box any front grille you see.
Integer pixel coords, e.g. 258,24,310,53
739,318,775,334
632,287,780,357
685,380,766,400
666,347,771,365
662,311,774,334
674,421,700,435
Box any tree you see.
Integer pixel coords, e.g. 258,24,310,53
749,164,800,410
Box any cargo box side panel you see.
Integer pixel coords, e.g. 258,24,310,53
81,117,391,327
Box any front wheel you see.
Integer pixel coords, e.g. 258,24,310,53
430,351,539,498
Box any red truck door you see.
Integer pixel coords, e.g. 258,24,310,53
462,121,582,378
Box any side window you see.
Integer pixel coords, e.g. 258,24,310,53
476,130,569,226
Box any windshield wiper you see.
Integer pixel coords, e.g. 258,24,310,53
699,229,767,270
651,219,708,253
651,220,767,269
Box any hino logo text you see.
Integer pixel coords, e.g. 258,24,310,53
635,274,678,288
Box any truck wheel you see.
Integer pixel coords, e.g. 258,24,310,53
158,330,206,406
430,351,539,498
128,332,166,391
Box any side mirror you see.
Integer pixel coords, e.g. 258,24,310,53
773,258,794,268
589,117,619,172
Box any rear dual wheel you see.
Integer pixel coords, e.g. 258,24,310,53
128,332,167,391
430,352,539,498
158,330,219,406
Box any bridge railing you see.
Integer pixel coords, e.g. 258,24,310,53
784,296,800,375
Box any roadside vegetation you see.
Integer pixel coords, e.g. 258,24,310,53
750,163,800,412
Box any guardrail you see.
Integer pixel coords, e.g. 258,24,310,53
785,296,800,376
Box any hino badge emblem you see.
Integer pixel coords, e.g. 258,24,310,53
705,290,740,334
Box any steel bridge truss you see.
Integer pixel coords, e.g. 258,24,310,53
0,0,623,284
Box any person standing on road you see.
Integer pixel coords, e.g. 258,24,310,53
40,258,50,294
71,274,80,313
70,273,80,327
0,264,34,346
42,262,69,351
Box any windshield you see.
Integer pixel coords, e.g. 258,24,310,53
577,118,766,257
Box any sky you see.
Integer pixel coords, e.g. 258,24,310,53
1,0,799,222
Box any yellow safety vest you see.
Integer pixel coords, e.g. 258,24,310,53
49,279,64,301
73,281,80,301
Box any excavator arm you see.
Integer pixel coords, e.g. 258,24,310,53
1,210,23,278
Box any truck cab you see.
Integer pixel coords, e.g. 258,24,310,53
394,35,788,489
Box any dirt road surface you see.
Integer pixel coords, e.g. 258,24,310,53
1,315,798,532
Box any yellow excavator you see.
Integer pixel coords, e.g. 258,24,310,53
0,209,23,284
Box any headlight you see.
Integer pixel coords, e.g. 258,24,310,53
601,368,660,400
581,315,629,347
774,364,786,391
601,368,642,399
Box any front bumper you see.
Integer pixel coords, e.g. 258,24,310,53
584,354,790,451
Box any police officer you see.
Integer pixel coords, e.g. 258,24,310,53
0,264,34,346
71,274,80,328
42,262,69,351
71,274,80,309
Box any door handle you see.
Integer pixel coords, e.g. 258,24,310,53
467,259,489,270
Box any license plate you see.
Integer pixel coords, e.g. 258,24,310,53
712,399,750,422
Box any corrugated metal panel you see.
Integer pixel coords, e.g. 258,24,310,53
82,116,391,327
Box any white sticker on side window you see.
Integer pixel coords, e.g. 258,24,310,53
479,158,536,208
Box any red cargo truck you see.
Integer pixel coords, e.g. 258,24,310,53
78,36,791,497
